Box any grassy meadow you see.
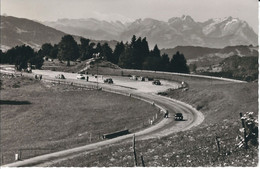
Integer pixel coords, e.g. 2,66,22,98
51,75,258,167
0,75,159,165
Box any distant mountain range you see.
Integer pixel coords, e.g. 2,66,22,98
161,45,258,60
44,15,258,48
1,15,258,56
0,16,117,51
161,45,258,68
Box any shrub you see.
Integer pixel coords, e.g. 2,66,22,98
237,112,258,148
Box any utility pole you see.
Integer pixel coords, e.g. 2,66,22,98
95,53,100,90
97,59,98,90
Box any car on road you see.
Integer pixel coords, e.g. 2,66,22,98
77,74,85,79
152,80,161,85
174,113,183,121
104,78,113,84
55,74,65,79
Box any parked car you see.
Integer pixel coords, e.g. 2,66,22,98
77,74,85,79
104,78,113,84
152,80,161,85
174,113,183,121
55,74,65,79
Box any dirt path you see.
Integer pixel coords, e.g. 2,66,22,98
1,69,204,167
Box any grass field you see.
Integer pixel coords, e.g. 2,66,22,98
51,76,258,167
0,75,159,165
1,61,258,167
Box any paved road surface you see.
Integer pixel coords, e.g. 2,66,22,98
1,68,204,167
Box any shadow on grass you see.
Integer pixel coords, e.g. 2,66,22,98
0,100,31,105
168,117,187,121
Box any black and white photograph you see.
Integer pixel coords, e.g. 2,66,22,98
0,0,258,167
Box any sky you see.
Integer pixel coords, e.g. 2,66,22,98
1,0,258,33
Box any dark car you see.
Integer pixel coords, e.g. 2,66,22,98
175,113,183,121
77,74,85,79
104,78,113,84
152,80,161,85
55,74,65,79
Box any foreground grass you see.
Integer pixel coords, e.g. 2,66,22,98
0,75,159,165
51,77,258,167
53,121,258,167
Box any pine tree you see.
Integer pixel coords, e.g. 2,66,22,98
95,43,102,56
79,37,90,60
57,35,79,66
113,41,125,64
169,51,189,73
41,43,53,58
143,45,162,71
161,53,170,71
50,44,58,59
130,35,137,47
132,37,143,69
101,43,113,62
118,43,134,68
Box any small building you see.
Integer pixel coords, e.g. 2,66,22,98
137,76,145,81
144,77,149,81
27,63,32,73
130,75,137,80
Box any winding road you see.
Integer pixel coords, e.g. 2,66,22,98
1,68,204,167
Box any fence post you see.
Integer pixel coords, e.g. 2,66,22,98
19,150,22,160
133,134,138,167
239,112,248,149
215,136,220,153
141,155,145,167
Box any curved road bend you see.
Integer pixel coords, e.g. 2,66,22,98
2,71,204,167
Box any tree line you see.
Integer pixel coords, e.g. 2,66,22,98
0,35,189,73
0,45,44,70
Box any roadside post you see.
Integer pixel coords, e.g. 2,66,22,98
239,112,248,149
141,155,145,167
133,134,138,167
215,136,221,154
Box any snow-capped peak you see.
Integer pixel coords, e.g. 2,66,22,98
168,15,195,23
181,15,194,22
202,16,250,37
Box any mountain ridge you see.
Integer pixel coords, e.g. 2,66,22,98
44,15,258,48
0,15,118,51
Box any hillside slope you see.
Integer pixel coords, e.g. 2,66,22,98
1,16,66,51
49,75,258,167
0,16,118,51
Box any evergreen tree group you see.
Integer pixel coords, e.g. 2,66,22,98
0,45,43,70
0,34,189,74
115,35,189,73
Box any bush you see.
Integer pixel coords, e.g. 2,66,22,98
237,112,258,148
